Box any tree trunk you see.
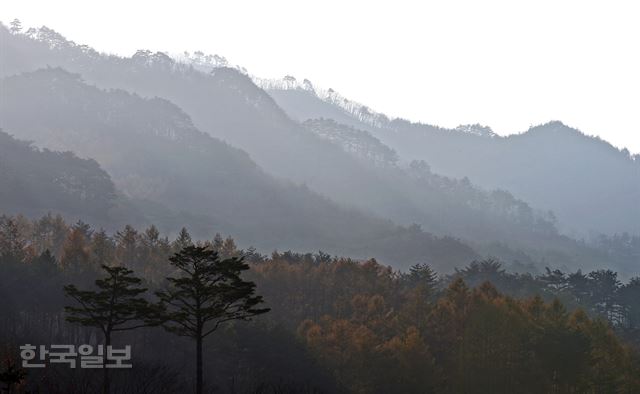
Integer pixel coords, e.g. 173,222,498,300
103,332,111,394
196,335,203,394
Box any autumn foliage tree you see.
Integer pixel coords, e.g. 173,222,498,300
2,215,640,393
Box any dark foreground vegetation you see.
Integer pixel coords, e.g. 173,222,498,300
1,214,639,393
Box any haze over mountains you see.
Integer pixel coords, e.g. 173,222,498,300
265,79,640,237
0,22,638,275
0,129,120,222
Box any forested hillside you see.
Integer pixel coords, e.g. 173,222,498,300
0,68,480,270
302,118,559,241
265,81,640,236
0,130,122,223
1,17,639,394
1,216,639,393
2,24,634,275
301,118,639,275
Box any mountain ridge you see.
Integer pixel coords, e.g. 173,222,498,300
2,22,636,275
0,66,481,271
263,81,640,236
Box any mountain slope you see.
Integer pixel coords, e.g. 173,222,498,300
2,24,634,274
0,67,479,270
264,83,640,236
302,118,557,241
0,26,559,244
0,25,362,191
0,129,118,221
301,119,640,275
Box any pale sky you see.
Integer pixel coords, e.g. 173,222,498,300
3,0,640,153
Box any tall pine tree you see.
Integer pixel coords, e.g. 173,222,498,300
64,265,158,394
156,245,269,394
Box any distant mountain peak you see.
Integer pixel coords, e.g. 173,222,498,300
454,124,497,138
545,120,568,128
529,120,571,132
523,121,590,141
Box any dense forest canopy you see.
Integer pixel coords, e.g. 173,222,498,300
1,215,639,393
